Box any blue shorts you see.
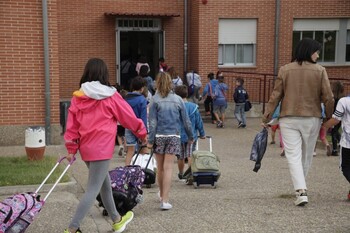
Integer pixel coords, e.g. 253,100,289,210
125,129,138,146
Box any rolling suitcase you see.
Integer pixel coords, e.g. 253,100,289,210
131,146,156,188
186,136,220,189
0,157,74,233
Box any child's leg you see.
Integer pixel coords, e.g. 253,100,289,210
177,143,186,177
155,153,165,198
341,147,350,183
68,160,119,230
125,145,135,165
204,97,210,113
124,129,137,165
234,104,242,124
241,104,247,125
270,126,276,143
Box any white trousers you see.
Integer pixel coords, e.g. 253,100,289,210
279,117,321,190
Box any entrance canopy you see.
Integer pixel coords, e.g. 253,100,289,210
104,12,180,18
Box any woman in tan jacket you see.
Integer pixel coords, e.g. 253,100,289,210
262,38,334,206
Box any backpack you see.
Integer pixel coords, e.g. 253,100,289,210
0,193,43,233
188,72,195,96
109,166,145,193
191,150,220,173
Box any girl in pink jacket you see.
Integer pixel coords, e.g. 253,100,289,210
64,58,147,233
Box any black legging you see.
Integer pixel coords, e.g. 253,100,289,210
331,122,341,152
204,96,215,120
341,147,350,183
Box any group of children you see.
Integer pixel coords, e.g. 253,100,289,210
202,71,249,129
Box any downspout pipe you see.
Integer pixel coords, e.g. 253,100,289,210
273,0,281,77
42,0,51,145
184,0,188,76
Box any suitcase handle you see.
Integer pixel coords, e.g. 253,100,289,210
132,145,154,170
34,156,75,201
196,136,212,152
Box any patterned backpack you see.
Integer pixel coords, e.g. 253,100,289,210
109,165,145,193
0,192,43,233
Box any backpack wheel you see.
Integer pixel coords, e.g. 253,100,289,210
102,209,108,216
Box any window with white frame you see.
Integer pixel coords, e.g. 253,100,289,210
218,19,257,66
293,19,350,64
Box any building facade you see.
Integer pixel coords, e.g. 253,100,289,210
1,0,350,145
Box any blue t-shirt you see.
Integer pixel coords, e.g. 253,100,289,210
213,83,228,106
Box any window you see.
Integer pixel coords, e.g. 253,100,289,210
293,19,350,65
117,19,161,31
292,30,337,62
218,19,256,66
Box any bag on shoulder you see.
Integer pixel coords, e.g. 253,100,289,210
245,100,252,112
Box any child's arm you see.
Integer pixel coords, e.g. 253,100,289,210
179,100,194,142
323,118,340,129
195,108,205,138
64,98,80,155
147,100,157,145
140,98,148,132
202,83,209,97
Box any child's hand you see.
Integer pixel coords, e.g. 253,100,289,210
66,154,75,163
147,143,153,149
140,135,148,145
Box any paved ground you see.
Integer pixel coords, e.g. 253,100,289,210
1,118,349,233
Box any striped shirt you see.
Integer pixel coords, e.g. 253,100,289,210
332,96,350,149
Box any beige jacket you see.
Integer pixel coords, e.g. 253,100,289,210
262,61,334,124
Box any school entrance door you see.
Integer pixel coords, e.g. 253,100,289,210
116,18,164,88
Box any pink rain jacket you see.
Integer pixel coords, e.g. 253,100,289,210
64,81,147,161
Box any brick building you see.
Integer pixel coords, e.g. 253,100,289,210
1,0,350,145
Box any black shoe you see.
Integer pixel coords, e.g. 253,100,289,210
241,124,246,128
238,122,243,128
331,150,339,156
178,173,184,180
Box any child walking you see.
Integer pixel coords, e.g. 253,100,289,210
202,72,219,124
174,85,205,179
323,96,350,200
64,58,147,233
233,77,249,128
147,72,193,210
213,75,228,128
124,76,148,165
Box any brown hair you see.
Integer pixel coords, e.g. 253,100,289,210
167,67,178,79
156,72,172,97
174,85,188,99
331,81,345,100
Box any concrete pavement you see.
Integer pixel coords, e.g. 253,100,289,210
1,118,349,233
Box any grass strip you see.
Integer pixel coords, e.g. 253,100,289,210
0,156,70,186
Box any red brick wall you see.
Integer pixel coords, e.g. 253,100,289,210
0,0,60,126
190,0,350,102
58,0,184,99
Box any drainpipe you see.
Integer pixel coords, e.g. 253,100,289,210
273,0,281,77
184,0,188,76
42,0,51,145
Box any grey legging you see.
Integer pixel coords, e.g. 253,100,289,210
69,159,119,229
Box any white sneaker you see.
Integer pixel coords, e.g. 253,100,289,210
295,191,308,206
160,202,172,210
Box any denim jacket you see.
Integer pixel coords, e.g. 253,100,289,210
148,91,193,145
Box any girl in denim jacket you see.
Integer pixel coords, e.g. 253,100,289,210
147,72,193,210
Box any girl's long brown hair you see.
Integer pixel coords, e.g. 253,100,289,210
331,81,345,100
156,72,172,97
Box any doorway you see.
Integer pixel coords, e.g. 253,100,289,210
118,30,164,89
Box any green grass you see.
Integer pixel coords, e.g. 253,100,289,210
0,156,70,186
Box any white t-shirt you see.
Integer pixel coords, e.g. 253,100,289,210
186,72,202,87
332,96,350,149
